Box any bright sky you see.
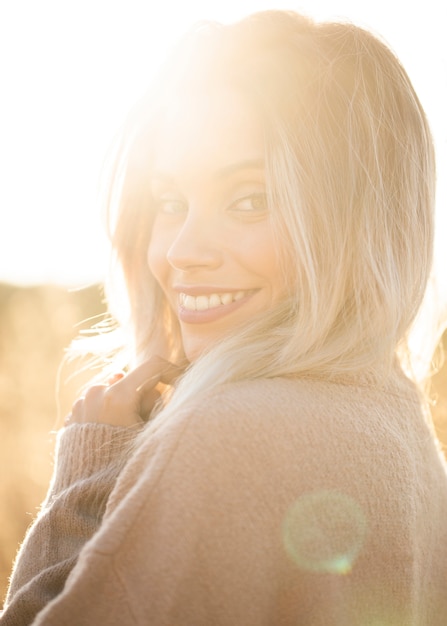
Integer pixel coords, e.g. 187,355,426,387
0,0,446,289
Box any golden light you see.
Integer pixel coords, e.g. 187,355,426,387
0,0,445,300
0,0,446,608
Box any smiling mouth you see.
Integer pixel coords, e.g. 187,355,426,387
179,290,250,311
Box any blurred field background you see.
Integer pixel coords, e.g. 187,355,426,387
0,281,446,605
0,282,107,603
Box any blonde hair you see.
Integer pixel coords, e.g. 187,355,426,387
96,11,438,419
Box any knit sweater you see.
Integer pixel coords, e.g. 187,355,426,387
2,373,447,625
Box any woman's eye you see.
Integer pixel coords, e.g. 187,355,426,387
229,192,268,213
155,197,187,215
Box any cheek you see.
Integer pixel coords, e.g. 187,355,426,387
261,240,287,299
244,228,283,283
147,229,169,287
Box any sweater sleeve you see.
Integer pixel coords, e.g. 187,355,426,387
1,390,301,626
3,378,446,625
1,422,141,626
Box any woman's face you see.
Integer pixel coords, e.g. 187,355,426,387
147,87,286,361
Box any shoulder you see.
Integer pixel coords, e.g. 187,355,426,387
144,373,429,512
91,372,429,557
109,373,418,506
171,373,419,449
107,371,424,494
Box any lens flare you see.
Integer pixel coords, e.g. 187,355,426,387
282,490,368,575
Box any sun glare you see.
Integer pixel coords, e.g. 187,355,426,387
0,0,445,296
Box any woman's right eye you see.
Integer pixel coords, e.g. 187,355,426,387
154,196,187,215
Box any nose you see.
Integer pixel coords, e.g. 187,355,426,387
166,210,223,271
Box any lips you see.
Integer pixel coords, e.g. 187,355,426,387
179,290,247,311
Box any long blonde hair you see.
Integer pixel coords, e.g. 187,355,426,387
97,10,438,419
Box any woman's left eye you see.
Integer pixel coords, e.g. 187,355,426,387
229,192,268,213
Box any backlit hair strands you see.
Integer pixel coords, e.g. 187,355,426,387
92,11,437,426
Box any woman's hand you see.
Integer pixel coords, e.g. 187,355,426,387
65,357,181,428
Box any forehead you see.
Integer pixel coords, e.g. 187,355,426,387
153,87,265,177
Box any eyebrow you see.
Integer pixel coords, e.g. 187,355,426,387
151,158,265,183
216,159,265,178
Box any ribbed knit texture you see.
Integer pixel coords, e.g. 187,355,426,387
1,423,141,626
2,374,447,625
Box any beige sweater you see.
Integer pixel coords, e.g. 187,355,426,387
2,374,447,625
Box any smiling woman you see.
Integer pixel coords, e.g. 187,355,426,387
147,87,283,361
2,9,447,626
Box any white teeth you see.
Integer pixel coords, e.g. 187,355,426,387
183,295,196,311
195,296,209,311
220,293,233,305
209,294,221,308
180,291,249,311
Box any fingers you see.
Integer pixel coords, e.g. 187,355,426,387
139,387,162,421
68,384,120,426
107,372,125,385
104,357,182,423
114,357,182,395
66,357,182,427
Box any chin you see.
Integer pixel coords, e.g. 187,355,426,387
181,332,220,363
182,343,205,363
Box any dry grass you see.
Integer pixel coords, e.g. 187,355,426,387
0,282,446,604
